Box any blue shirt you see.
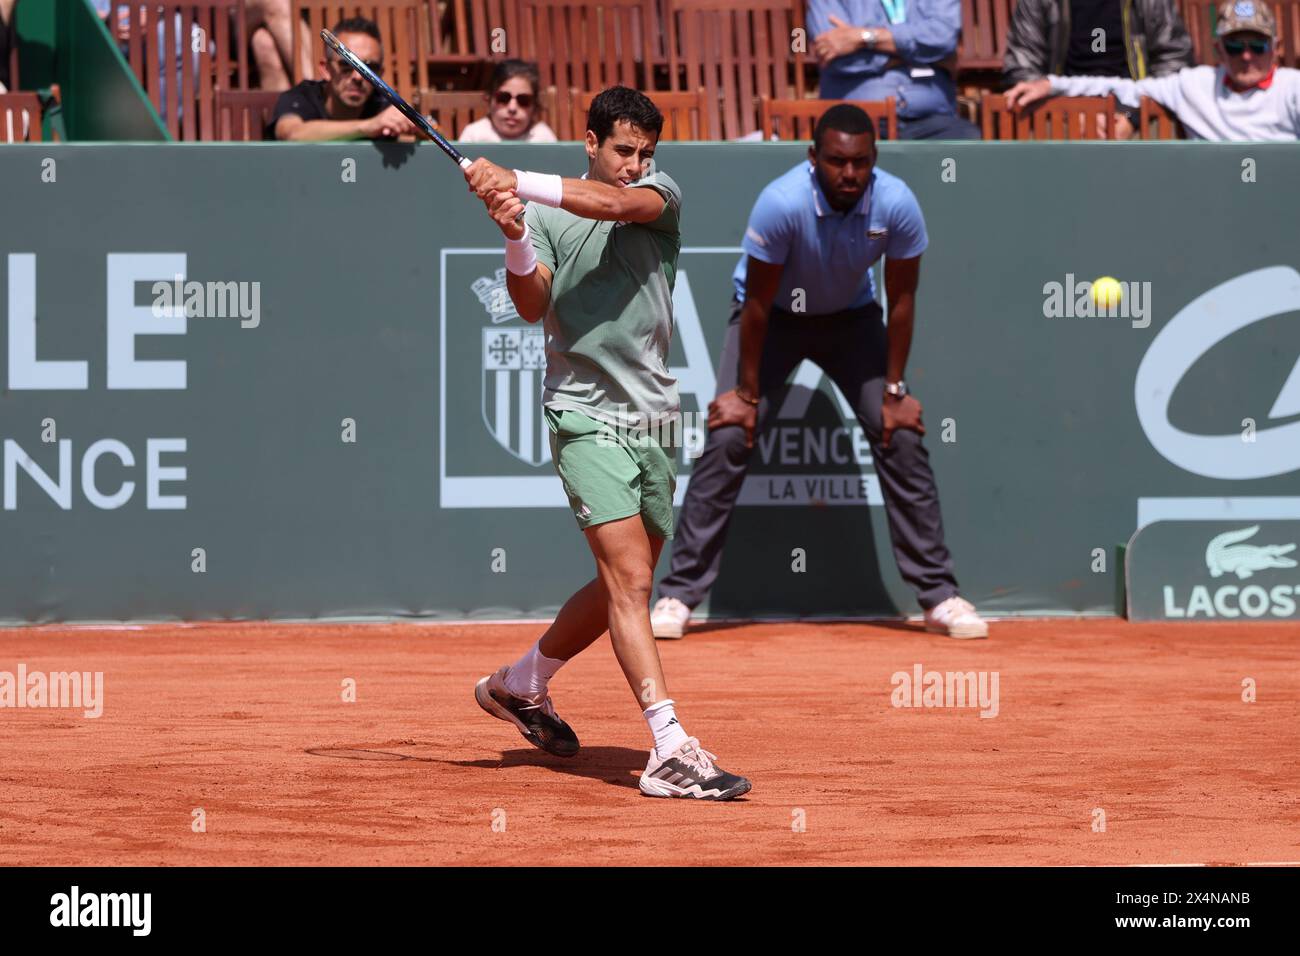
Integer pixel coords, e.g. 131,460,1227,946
732,162,928,314
807,0,963,118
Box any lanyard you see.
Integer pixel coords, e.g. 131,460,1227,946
879,0,906,24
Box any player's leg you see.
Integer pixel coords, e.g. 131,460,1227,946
493,574,607,689
816,306,987,638
586,516,750,800
473,576,606,758
652,299,804,636
537,577,608,659
474,409,637,756
585,516,668,703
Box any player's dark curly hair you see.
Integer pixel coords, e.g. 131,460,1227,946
813,104,877,151
585,86,664,143
330,16,382,45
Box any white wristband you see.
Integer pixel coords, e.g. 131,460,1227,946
505,222,538,276
513,169,563,206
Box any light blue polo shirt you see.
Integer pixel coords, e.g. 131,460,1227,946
731,162,928,313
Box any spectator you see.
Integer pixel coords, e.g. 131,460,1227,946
271,16,416,141
0,0,15,94
1004,0,1194,138
1006,0,1300,140
245,0,313,92
457,60,558,143
807,0,979,139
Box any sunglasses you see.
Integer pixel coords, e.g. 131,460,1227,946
494,91,535,109
1223,37,1272,55
332,57,383,75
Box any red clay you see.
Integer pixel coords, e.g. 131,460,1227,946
0,619,1296,866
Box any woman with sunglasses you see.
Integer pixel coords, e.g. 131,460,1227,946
458,60,558,143
1004,0,1300,141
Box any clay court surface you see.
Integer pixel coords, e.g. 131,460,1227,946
0,619,1296,866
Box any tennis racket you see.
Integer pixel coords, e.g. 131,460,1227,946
320,29,470,170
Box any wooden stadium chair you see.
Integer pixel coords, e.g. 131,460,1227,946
760,95,899,141
111,1,245,140
465,0,526,60
292,1,431,103
667,0,806,141
214,88,281,139
958,0,1017,72
571,88,709,139
1262,0,1299,67
0,92,42,143
416,87,485,135
1138,96,1185,139
1182,0,1221,64
518,0,661,140
981,92,1120,139
423,0,479,77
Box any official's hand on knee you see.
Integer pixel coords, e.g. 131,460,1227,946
882,393,925,449
707,389,758,449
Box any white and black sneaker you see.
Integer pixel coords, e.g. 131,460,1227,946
639,738,751,800
474,665,580,757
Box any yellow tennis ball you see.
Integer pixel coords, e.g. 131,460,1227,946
1092,276,1123,310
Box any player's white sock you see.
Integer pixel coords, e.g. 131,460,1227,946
644,699,689,758
504,641,566,699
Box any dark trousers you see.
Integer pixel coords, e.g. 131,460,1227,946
658,300,960,611
898,113,981,141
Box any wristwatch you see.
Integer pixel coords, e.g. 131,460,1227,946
884,380,908,398
860,28,878,50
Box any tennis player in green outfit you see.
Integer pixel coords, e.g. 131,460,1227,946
464,87,750,800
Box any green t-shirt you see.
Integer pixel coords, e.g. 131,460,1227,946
526,165,682,429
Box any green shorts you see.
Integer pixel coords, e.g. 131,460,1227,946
545,406,678,539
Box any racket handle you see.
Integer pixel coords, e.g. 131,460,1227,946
462,155,527,226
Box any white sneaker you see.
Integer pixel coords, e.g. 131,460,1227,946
650,597,692,640
639,738,752,800
924,596,989,639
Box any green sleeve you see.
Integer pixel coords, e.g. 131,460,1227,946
524,204,557,272
630,169,681,236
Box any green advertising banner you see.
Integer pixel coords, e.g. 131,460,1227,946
1,142,1299,624
1126,520,1300,621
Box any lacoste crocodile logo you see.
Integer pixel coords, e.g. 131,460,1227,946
1205,526,1298,579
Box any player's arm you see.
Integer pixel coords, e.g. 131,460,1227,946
706,256,784,449
463,159,665,224
881,255,925,448
485,190,553,323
